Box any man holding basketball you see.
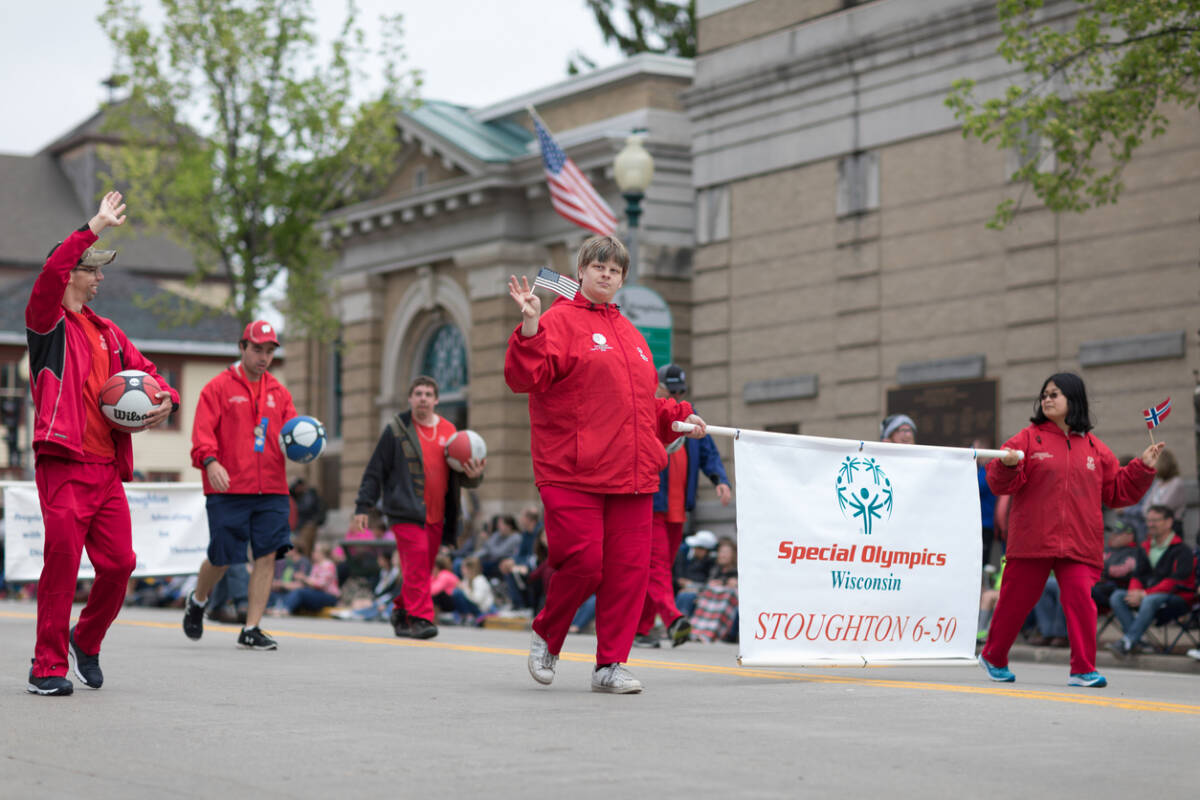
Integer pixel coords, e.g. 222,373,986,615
25,191,178,695
183,320,297,650
353,376,485,639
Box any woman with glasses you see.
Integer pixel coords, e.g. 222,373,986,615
978,372,1163,688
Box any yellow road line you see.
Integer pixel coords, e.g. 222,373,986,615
4,610,1197,715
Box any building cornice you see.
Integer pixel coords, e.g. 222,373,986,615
472,54,694,123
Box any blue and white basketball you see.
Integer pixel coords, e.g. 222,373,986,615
279,415,326,463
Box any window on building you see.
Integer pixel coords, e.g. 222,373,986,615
145,470,181,482
330,338,343,439
414,167,427,189
419,323,468,429
765,423,800,435
696,185,730,245
836,151,879,217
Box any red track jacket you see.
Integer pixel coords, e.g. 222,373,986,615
986,421,1154,568
190,363,296,495
504,294,692,494
25,227,179,481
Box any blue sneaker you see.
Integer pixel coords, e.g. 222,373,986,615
978,654,1015,682
1067,671,1107,688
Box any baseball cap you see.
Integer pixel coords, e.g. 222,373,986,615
78,246,117,268
658,363,687,394
242,320,280,346
684,530,718,550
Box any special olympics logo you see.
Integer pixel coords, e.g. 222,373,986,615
836,456,894,535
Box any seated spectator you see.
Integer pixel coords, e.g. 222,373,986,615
1028,574,1068,647
516,505,542,563
472,514,522,579
270,542,340,616
684,536,739,643
289,477,327,557
334,549,401,621
269,549,312,608
458,556,498,622
1092,523,1146,611
674,529,718,596
431,553,463,620
500,528,549,611
569,594,597,634
1107,505,1196,655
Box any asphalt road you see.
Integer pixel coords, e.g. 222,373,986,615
2,602,1197,798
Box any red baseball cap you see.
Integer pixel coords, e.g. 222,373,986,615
242,320,280,346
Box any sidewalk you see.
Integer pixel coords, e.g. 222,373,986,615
1003,631,1200,676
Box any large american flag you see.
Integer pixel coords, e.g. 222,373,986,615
532,115,618,237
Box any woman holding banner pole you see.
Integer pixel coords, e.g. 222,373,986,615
979,372,1162,687
505,235,706,694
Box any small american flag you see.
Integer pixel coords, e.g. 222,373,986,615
533,267,579,301
531,114,618,237
1143,397,1171,429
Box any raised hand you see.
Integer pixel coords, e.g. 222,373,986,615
89,191,127,234
508,275,542,337
1140,441,1165,469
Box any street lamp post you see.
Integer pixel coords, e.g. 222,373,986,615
613,131,655,285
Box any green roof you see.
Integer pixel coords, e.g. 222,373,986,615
408,101,532,163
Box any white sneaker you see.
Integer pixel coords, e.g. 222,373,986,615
528,631,558,685
591,663,643,694
1186,648,1200,662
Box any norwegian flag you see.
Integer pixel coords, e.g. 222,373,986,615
1143,397,1172,429
532,267,579,301
531,115,618,237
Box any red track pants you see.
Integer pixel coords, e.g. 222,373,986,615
981,557,1101,675
533,486,652,665
33,458,135,678
390,520,443,623
636,514,683,635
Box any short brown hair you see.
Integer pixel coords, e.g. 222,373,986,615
408,375,439,398
576,235,630,281
1156,448,1179,481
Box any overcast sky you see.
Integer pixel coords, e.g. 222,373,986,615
0,1,626,155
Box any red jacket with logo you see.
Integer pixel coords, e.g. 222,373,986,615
986,421,1154,568
190,363,296,495
25,227,180,481
504,294,693,494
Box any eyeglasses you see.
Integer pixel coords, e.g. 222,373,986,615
1039,391,1061,401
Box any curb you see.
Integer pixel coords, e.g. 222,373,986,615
1004,643,1200,676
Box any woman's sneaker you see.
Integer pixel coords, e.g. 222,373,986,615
69,626,103,689
978,654,1015,682
236,626,278,650
26,661,73,696
1067,671,1107,688
591,663,643,694
528,631,558,685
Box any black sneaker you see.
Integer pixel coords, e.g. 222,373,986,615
632,633,661,648
666,615,692,648
26,661,73,696
403,617,438,640
390,607,410,637
183,591,205,640
69,626,103,689
236,626,278,650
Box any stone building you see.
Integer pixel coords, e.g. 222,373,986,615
287,55,696,530
293,0,1197,539
686,0,1198,531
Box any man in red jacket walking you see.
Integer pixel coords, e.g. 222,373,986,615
25,191,178,696
182,320,297,650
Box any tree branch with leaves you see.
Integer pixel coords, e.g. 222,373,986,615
568,0,695,74
945,0,1200,229
98,0,420,338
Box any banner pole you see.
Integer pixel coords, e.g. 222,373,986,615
671,421,1024,461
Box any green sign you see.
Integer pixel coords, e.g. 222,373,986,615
615,285,672,368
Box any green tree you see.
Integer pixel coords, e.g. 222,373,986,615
569,0,695,74
945,0,1200,229
99,0,420,336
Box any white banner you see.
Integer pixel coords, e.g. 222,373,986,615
735,432,981,666
4,482,209,581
